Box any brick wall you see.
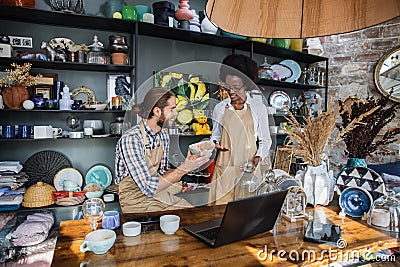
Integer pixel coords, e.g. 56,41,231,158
319,17,400,174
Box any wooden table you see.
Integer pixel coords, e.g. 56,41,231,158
52,205,400,267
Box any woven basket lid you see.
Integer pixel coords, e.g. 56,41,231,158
23,182,56,208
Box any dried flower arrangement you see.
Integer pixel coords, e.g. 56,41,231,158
337,96,400,159
0,63,42,87
283,99,376,167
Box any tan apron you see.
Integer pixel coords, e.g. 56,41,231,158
209,104,262,205
119,121,192,213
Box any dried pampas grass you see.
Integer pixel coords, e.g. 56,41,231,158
282,99,375,167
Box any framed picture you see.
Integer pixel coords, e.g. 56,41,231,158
106,73,133,110
34,86,52,99
32,73,58,99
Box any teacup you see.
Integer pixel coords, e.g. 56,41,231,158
52,127,62,138
122,221,141,236
62,180,80,192
80,229,116,254
102,211,120,230
160,215,180,235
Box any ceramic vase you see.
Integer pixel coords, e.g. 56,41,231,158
104,0,125,18
301,162,334,206
175,0,194,30
2,86,30,109
201,11,218,34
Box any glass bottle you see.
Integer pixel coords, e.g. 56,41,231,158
258,57,272,79
110,116,124,136
367,190,400,232
257,169,279,195
234,161,260,200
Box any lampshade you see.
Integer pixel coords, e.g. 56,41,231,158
205,0,400,38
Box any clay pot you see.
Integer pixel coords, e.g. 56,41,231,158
2,86,30,109
111,53,127,65
108,35,129,54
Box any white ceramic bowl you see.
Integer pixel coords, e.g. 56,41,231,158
84,103,108,110
122,221,141,236
189,140,214,156
84,183,104,198
160,215,180,235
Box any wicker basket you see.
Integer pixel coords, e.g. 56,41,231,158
22,182,56,208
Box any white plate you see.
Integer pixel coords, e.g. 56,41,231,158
297,91,322,113
54,167,83,191
268,90,291,111
267,64,292,81
280,59,301,82
92,134,110,138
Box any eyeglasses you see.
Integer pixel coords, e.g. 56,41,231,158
218,82,245,92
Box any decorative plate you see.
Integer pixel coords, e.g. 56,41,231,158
268,90,291,111
339,186,373,218
279,59,301,82
297,91,322,113
267,64,292,81
71,86,96,104
85,165,112,189
48,38,76,52
23,150,72,187
54,168,83,191
336,167,386,200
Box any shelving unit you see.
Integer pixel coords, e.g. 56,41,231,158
0,4,329,177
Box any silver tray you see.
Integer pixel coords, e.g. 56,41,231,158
268,90,291,111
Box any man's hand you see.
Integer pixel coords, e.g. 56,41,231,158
252,156,260,168
178,150,211,173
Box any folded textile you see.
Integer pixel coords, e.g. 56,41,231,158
0,195,23,205
10,212,54,247
0,162,23,174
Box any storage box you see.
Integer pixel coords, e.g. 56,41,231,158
2,0,35,8
0,43,12,58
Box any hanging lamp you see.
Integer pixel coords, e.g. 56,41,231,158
205,0,400,38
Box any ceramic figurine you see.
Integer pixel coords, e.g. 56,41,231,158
41,41,67,62
175,0,194,30
189,10,201,32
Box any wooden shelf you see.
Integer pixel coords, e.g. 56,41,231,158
0,57,134,73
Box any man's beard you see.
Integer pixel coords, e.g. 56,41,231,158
157,112,167,128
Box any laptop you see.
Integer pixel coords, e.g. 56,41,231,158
184,190,288,247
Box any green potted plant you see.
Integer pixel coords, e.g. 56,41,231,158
0,63,42,109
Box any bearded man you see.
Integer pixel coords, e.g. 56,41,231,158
115,87,210,213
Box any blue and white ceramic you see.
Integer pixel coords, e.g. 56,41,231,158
339,186,373,218
102,210,120,229
85,165,112,189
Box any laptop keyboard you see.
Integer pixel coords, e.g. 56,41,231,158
198,227,220,241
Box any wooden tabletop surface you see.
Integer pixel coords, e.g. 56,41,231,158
52,204,400,267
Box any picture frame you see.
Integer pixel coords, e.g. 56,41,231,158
34,86,52,99
106,73,133,110
32,73,58,99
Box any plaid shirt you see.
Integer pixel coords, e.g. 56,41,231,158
114,121,170,197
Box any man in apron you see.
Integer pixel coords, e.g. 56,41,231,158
209,54,272,205
115,87,211,213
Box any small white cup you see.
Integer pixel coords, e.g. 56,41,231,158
160,215,180,235
123,221,141,237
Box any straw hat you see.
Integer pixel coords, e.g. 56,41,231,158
23,182,56,208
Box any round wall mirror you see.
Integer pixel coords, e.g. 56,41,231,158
374,46,400,102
